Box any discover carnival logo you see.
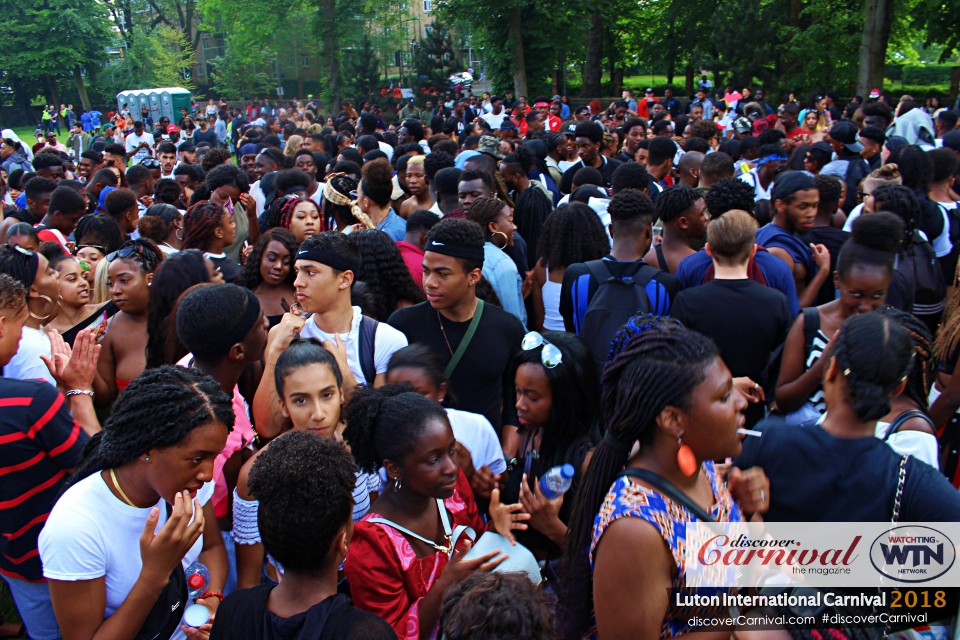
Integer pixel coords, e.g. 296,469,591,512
869,526,956,584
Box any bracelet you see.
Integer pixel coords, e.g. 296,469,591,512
198,591,224,603
65,389,95,398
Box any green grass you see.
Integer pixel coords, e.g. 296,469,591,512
9,127,69,148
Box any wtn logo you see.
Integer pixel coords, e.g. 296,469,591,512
870,526,956,584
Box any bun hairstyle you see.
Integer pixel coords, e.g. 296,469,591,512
836,211,903,279
360,157,394,207
342,383,448,475
830,312,915,422
274,338,343,397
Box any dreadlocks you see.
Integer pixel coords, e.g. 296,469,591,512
182,201,225,252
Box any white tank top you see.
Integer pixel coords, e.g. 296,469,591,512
542,268,564,331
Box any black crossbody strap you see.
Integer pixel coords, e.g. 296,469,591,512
616,468,716,522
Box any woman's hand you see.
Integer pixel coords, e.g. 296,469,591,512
487,487,529,544
470,467,499,501
181,621,213,640
437,541,507,591
518,474,565,544
266,313,306,363
727,466,770,517
732,377,765,403
139,491,205,587
43,328,100,391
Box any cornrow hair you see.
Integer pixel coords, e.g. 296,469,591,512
831,312,915,423
0,245,38,288
704,177,756,219
536,203,610,270
871,184,920,250
182,201,225,252
115,238,164,274
342,383,449,475
353,229,425,321
239,228,299,290
0,272,28,315
654,185,704,224
68,366,235,488
561,315,719,634
464,197,506,242
877,306,933,411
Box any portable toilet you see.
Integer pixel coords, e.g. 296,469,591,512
117,88,191,123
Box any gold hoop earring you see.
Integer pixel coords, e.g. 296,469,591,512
491,231,509,248
28,294,55,321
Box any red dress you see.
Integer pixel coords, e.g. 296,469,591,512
344,472,485,640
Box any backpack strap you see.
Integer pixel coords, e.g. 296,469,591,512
883,409,936,440
358,316,378,386
655,244,669,272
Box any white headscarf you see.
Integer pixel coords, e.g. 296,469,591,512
1,129,34,161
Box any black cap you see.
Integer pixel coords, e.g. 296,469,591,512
828,120,863,152
858,126,886,145
260,171,278,208
177,141,196,153
942,130,960,153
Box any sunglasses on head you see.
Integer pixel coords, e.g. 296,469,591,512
521,331,563,368
106,245,137,262
141,159,161,168
77,244,106,254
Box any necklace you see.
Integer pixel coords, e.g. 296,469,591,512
437,310,454,356
109,468,139,507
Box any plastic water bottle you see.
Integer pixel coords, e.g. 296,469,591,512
184,561,210,600
539,464,575,500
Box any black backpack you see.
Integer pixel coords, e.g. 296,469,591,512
579,260,658,371
905,231,946,321
358,316,378,386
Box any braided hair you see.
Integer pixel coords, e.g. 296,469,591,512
68,366,235,487
654,185,704,224
830,312,915,424
0,272,27,316
114,238,164,274
561,316,719,634
876,306,933,411
182,201,225,252
464,197,507,243
871,184,920,250
343,383,449,475
74,214,123,256
352,229,424,321
0,245,39,288
536,203,610,269
238,228,299,290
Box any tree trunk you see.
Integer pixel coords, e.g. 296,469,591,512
857,0,894,99
667,59,675,85
685,65,694,97
507,6,527,98
950,67,959,105
582,14,603,97
73,66,92,111
790,0,802,27
613,68,623,96
321,0,340,112
44,75,61,112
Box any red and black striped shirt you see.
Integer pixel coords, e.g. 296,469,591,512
0,378,88,582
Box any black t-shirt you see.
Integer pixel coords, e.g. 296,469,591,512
559,156,623,194
669,279,791,426
388,301,525,432
734,422,960,522
808,225,849,305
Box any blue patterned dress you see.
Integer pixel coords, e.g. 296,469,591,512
586,461,742,638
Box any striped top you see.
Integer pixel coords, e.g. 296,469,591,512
0,378,88,581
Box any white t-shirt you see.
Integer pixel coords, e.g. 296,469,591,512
842,202,864,232
446,408,506,475
39,474,215,637
250,179,265,218
378,141,394,161
3,326,54,386
481,112,508,129
308,182,325,208
738,170,773,201
124,132,154,165
298,306,408,385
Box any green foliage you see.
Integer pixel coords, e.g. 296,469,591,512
912,0,960,62
777,0,862,92
901,64,953,85
412,21,458,91
209,45,273,100
341,36,382,100
100,25,196,94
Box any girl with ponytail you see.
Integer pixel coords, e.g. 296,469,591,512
560,316,762,638
775,212,902,425
342,384,529,639
40,366,235,639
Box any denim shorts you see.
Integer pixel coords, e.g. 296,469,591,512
2,575,60,640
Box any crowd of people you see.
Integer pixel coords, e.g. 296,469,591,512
0,82,959,640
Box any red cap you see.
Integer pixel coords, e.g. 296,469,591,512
869,88,881,98
166,124,179,133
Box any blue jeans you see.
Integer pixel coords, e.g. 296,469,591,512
2,575,60,640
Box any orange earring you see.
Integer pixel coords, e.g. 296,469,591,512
677,434,698,476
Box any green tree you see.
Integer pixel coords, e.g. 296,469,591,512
412,21,458,92
341,36,382,101
209,45,273,99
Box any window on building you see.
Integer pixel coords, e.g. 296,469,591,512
301,56,309,68
423,0,431,11
425,25,434,35
202,39,209,49
286,58,293,68
197,65,204,77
